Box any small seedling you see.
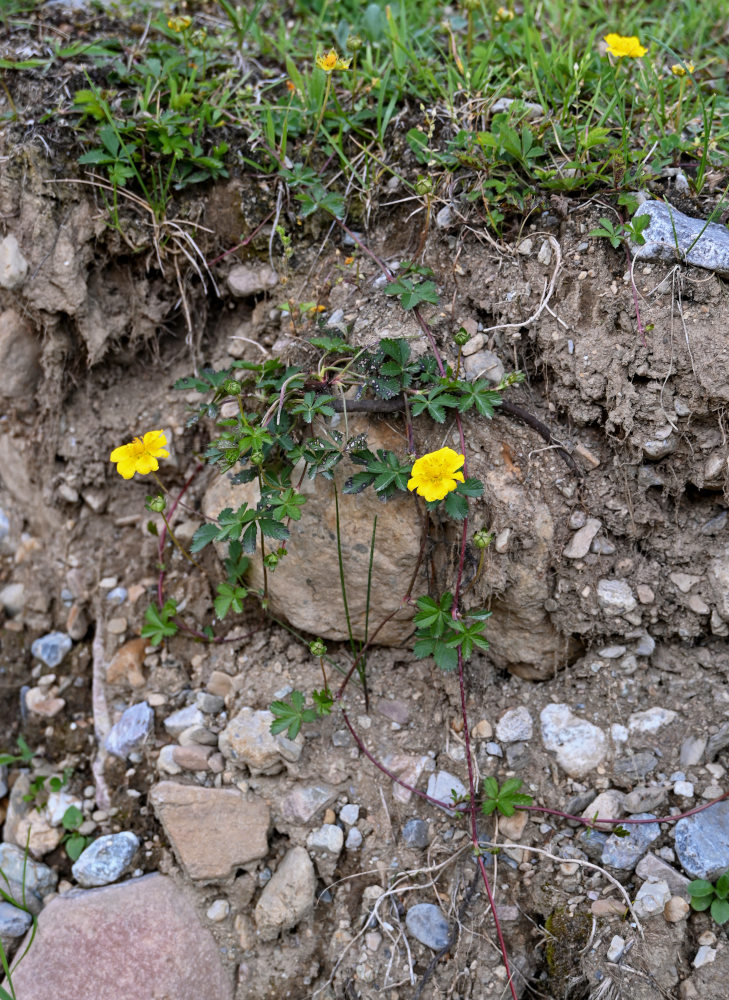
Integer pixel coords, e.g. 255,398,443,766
688,872,729,924
60,805,91,862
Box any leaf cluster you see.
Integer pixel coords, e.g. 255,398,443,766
269,688,333,739
481,777,533,817
412,592,490,671
688,873,729,925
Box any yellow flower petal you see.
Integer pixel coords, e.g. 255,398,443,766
604,33,647,59
315,49,351,73
110,430,169,479
407,447,466,502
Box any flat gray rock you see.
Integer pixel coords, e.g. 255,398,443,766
601,813,660,870
633,200,729,276
405,903,450,950
0,900,32,952
104,702,154,759
71,832,139,888
0,843,58,895
675,800,729,880
30,632,72,668
254,846,316,941
4,873,233,1000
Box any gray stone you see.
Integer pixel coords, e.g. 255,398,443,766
339,804,360,826
624,785,668,814
254,846,316,941
707,546,729,620
601,814,660,870
675,800,729,880
633,879,671,919
195,692,225,715
540,703,607,778
345,827,363,850
0,900,32,951
4,873,233,1000
635,633,656,657
426,771,468,813
227,263,278,297
105,587,127,605
279,783,338,825
577,829,608,861
30,632,72,669
0,583,25,617
642,436,676,460
462,350,504,384
0,309,40,402
629,708,677,735
606,935,625,962
614,751,658,779
402,818,429,849
0,843,58,895
376,699,410,726
306,824,344,856
485,742,503,757
495,706,533,743
163,704,204,738
563,518,601,559
596,580,636,616
0,236,27,289
405,903,450,951
635,853,689,897
105,702,154,759
633,200,729,277
72,832,139,888
219,707,303,775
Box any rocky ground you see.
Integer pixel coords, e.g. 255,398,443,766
2,115,729,1000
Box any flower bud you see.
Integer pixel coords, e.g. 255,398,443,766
473,529,494,550
250,450,264,466
264,553,279,569
146,494,167,513
346,34,363,52
223,378,242,396
454,327,471,347
309,638,327,657
415,175,434,196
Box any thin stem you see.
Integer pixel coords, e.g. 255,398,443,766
160,513,201,568
257,468,269,604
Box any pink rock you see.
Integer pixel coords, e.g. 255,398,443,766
7,873,233,999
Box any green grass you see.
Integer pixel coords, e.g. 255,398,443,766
2,0,728,236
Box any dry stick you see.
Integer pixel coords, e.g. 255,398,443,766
334,218,518,1000
90,611,112,812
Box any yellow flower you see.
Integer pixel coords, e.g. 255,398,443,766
315,49,351,73
603,33,647,59
110,430,169,480
671,61,694,77
168,15,192,32
495,6,515,21
408,447,465,503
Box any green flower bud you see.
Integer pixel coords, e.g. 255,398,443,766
454,327,471,347
346,34,363,52
263,553,279,569
145,494,167,513
250,450,265,466
309,638,327,657
473,529,494,550
222,378,242,396
415,175,434,197
461,0,479,9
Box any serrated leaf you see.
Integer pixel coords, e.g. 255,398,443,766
444,491,469,520
190,522,219,553
343,471,376,495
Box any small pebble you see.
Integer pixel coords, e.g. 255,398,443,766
345,828,363,850
31,632,72,669
405,903,450,950
206,899,230,922
339,804,360,826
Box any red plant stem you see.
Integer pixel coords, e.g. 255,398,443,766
206,211,275,266
520,789,729,828
333,219,517,1000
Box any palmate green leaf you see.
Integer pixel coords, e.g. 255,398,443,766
214,583,247,619
269,690,317,739
383,276,439,310
412,636,459,671
413,593,454,636
140,599,178,646
481,776,533,817
444,491,468,520
271,487,307,521
410,388,459,423
455,379,502,417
